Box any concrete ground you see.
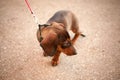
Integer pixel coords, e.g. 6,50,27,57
0,0,120,80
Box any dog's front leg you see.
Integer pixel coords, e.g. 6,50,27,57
51,50,61,66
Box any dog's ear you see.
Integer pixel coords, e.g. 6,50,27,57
57,29,72,49
58,29,70,43
40,33,58,56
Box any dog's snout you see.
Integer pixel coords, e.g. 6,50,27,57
74,52,77,55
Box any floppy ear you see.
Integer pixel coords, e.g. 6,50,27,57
40,33,58,56
58,29,70,43
56,29,72,49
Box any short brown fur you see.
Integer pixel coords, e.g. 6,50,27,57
37,10,84,66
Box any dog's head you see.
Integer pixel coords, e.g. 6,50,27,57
38,22,77,56
40,32,58,56
56,25,77,56
58,39,77,56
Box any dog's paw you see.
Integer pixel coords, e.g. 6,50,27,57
51,60,58,66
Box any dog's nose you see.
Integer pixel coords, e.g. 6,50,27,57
74,52,77,55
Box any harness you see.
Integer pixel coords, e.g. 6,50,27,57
38,24,51,42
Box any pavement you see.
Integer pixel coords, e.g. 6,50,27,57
0,0,120,80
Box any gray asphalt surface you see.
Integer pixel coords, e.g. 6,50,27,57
0,0,120,80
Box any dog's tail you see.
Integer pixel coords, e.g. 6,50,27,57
81,33,86,37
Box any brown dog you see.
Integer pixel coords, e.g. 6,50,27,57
37,10,85,66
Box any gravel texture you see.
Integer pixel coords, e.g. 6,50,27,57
0,0,120,80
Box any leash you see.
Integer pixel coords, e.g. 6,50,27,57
25,0,39,25
25,0,45,42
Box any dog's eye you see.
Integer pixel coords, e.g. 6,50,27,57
61,42,71,48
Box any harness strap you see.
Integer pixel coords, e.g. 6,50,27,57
38,25,43,42
38,24,51,42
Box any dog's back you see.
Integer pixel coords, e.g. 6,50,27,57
47,10,79,33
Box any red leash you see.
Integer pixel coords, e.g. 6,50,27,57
25,0,33,14
24,0,39,24
24,0,44,42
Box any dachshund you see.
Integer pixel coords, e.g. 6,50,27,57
37,10,85,66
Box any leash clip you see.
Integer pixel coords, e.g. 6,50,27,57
38,24,43,42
